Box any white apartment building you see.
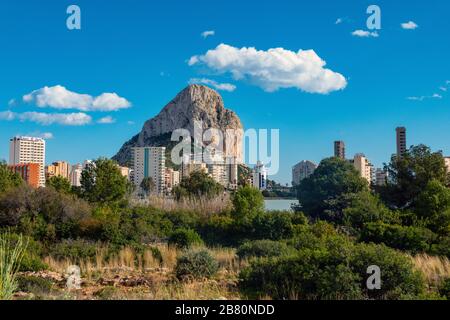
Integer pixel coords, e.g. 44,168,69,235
9,136,46,187
69,160,94,187
353,153,373,184
165,168,180,192
252,161,268,191
292,160,317,186
132,147,166,194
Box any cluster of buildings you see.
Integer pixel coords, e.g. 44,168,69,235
8,125,446,195
4,136,240,196
291,127,425,187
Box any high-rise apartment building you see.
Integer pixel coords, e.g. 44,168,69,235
46,161,71,180
9,136,46,187
334,141,346,159
70,160,93,187
132,147,166,194
252,161,268,191
353,153,373,184
375,168,389,186
292,160,317,186
165,168,180,192
396,127,407,157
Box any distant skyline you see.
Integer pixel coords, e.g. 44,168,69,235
1,0,450,184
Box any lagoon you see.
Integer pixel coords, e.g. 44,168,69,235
264,199,299,211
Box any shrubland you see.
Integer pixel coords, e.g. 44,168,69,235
0,149,449,300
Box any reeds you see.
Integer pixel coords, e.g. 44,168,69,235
0,232,28,300
412,253,450,287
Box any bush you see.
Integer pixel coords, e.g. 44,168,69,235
47,239,99,262
232,186,264,222
360,222,435,253
350,243,425,299
251,211,294,240
239,239,425,300
168,228,203,249
236,240,292,259
439,278,450,299
16,275,53,294
175,249,219,280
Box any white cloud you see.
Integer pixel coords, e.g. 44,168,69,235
201,30,215,38
127,120,135,125
0,111,91,126
189,78,236,92
22,85,131,111
335,18,343,24
97,116,116,124
440,86,447,92
407,94,442,101
40,132,54,139
351,30,379,38
401,21,418,30
0,110,16,120
188,43,347,94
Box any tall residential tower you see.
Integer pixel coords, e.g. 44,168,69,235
396,127,407,157
334,141,346,159
9,136,46,187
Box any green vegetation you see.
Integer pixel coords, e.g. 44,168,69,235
47,176,72,194
175,249,219,280
1,146,450,300
0,232,28,300
173,171,223,200
140,177,155,196
168,228,204,249
0,161,22,193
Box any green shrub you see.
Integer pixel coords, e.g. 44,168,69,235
239,239,425,300
48,239,99,262
168,228,203,249
350,243,425,299
360,222,435,253
16,275,53,294
236,240,292,259
439,278,450,299
175,249,219,280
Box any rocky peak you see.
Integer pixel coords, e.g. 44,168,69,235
113,84,243,166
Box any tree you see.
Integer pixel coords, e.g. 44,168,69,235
80,158,130,204
414,179,450,237
0,161,22,194
140,177,155,196
47,176,72,194
343,191,399,230
232,185,264,222
378,144,448,210
174,170,223,200
297,157,368,221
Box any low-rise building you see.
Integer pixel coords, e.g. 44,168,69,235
8,163,41,188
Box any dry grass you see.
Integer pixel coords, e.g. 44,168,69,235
412,253,450,287
133,194,232,216
38,244,241,300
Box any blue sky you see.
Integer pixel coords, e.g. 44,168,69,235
0,0,449,184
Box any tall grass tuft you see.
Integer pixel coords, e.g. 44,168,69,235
0,232,28,300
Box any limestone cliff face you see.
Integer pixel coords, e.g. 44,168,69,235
113,84,243,165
